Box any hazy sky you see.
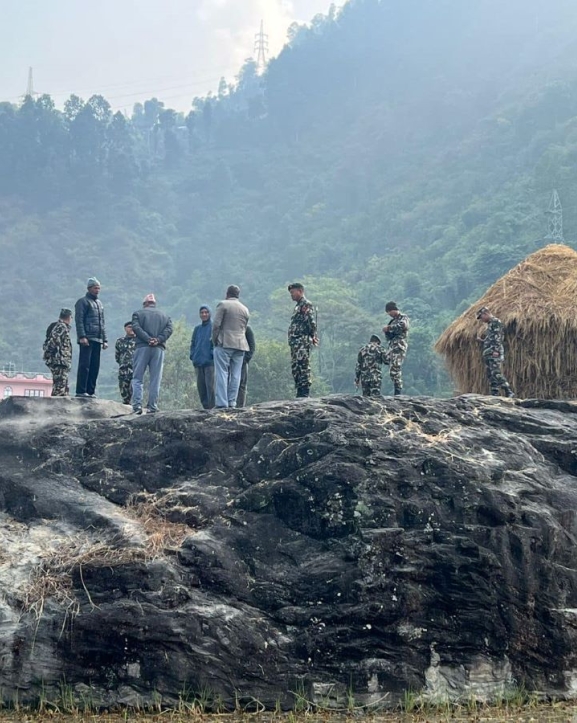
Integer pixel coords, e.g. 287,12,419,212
0,0,332,112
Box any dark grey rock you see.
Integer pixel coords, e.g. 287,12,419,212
1,394,577,709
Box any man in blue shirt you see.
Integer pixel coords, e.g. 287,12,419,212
190,305,214,409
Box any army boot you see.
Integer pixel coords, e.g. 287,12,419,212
393,385,402,396
504,385,515,398
490,388,500,396
296,386,310,398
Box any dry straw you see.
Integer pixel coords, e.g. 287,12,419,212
435,244,577,398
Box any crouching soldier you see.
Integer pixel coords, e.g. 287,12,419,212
355,334,389,397
43,308,73,396
115,321,136,404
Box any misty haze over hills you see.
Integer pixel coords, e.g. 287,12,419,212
1,0,577,401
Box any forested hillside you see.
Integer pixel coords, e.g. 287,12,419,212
2,0,577,402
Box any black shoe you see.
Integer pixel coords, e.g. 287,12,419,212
132,407,143,415
146,408,158,414
393,387,402,396
506,390,515,398
296,387,310,398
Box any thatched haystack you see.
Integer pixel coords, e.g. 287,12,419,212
435,244,577,399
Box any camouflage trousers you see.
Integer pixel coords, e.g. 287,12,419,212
290,341,312,394
484,356,513,396
385,348,406,390
119,374,132,405
50,366,70,397
361,381,382,397
360,370,382,397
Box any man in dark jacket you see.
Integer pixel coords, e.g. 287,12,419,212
236,325,255,407
75,277,107,397
131,293,173,414
189,305,214,409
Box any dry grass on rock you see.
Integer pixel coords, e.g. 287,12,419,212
22,493,193,620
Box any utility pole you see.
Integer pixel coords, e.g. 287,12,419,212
254,20,269,72
545,189,564,242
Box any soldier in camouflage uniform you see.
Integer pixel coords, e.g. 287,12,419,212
476,307,514,397
382,301,410,396
288,283,318,398
355,334,389,396
43,309,73,396
115,321,136,404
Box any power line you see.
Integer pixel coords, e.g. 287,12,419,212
5,64,239,103
47,64,238,97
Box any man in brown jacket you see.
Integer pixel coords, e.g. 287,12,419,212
212,285,250,408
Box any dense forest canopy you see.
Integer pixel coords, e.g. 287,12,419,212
2,0,577,403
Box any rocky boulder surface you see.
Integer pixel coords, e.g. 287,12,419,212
1,393,577,709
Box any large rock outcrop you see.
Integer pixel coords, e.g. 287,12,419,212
1,393,577,709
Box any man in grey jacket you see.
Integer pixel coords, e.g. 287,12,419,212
131,293,173,414
212,285,249,408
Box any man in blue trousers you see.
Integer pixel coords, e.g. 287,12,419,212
131,293,173,414
212,285,250,408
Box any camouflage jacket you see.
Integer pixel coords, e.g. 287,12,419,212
384,313,410,351
355,342,388,383
482,318,504,358
43,320,72,369
288,297,317,346
115,336,136,376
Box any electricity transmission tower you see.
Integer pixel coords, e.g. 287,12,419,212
545,189,564,242
254,21,269,71
22,67,39,100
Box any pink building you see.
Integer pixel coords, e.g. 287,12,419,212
0,371,53,399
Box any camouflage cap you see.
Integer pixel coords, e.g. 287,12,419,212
476,306,490,319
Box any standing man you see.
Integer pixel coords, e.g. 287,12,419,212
382,301,409,396
189,305,215,410
476,306,514,398
212,285,250,409
355,334,388,397
115,321,136,405
236,325,256,407
131,293,173,414
75,277,107,398
43,308,73,397
288,282,318,398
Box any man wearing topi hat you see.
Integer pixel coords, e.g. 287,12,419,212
476,307,514,398
74,277,107,397
131,293,173,414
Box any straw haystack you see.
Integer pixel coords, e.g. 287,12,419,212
435,244,577,399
